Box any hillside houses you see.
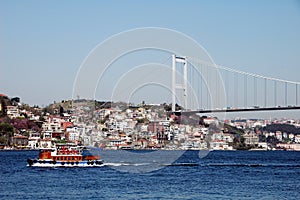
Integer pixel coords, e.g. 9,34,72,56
1,96,300,150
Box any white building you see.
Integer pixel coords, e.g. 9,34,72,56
39,139,52,148
28,132,41,149
42,130,53,140
42,116,64,132
295,135,300,143
258,142,268,149
244,132,259,145
68,131,80,141
6,106,20,118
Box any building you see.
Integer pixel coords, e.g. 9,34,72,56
148,121,163,133
39,139,52,148
258,142,268,149
42,116,64,132
11,135,28,147
42,130,53,140
244,132,259,145
277,143,300,151
134,138,149,149
6,106,20,118
28,132,41,149
295,135,300,143
66,131,80,141
275,131,283,141
203,117,218,125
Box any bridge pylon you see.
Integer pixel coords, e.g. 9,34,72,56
172,55,188,112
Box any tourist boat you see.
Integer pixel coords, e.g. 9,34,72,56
27,143,104,167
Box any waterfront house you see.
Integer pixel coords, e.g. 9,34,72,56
277,143,300,151
134,138,149,149
11,135,28,148
39,138,52,148
28,132,41,149
275,131,283,141
244,132,259,145
258,142,268,149
295,135,300,143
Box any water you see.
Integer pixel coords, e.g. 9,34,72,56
1,150,300,199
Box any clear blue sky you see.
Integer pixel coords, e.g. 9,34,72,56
1,0,300,108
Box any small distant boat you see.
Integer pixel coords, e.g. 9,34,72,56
119,145,134,150
27,143,104,167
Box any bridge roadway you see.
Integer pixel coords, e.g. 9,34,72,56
170,106,300,115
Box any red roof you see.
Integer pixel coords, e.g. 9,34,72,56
0,94,7,97
62,122,74,130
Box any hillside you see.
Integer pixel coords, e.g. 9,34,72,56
262,124,300,134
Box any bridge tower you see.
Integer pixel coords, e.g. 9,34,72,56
172,55,188,112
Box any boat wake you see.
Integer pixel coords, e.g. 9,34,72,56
103,162,200,168
104,162,150,167
103,162,300,169
204,163,300,168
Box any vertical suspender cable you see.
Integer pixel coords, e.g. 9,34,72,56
264,78,267,108
234,73,238,107
285,82,288,106
225,70,229,107
274,81,277,107
296,84,298,106
207,64,209,109
200,64,202,109
216,68,219,109
254,78,257,106
244,75,247,108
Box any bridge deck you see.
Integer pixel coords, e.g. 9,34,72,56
171,106,300,115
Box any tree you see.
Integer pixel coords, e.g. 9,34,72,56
0,122,14,145
259,134,266,142
0,122,14,134
164,104,172,112
102,127,108,132
59,105,64,117
39,116,46,122
12,119,28,130
136,118,145,124
266,136,279,147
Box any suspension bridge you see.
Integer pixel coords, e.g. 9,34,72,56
169,55,300,115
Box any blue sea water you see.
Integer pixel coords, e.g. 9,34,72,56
1,150,300,199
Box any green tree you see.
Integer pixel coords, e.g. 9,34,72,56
136,118,145,124
0,122,14,145
0,122,14,134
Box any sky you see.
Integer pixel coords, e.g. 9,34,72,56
1,0,300,117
